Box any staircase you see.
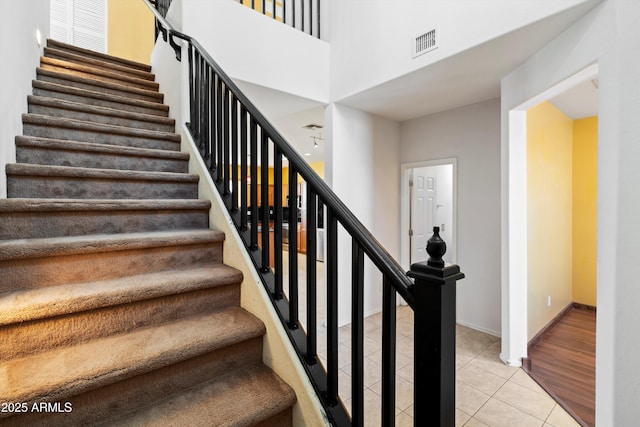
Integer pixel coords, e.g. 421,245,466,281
0,39,296,426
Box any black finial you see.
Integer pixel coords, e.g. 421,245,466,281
427,226,446,268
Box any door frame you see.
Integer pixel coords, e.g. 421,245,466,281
400,157,458,271
501,63,599,366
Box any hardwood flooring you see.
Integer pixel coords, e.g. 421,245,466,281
525,305,596,427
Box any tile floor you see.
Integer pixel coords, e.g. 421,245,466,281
315,307,581,427
282,251,580,426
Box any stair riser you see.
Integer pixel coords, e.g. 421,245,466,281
22,123,180,151
28,103,175,133
16,146,189,174
1,284,240,360
7,175,198,199
33,86,168,117
40,63,159,92
0,242,223,292
0,209,208,239
0,339,263,426
37,74,162,104
44,49,156,82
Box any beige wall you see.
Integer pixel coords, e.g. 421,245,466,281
108,0,155,64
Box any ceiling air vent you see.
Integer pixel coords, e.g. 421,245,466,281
412,28,438,58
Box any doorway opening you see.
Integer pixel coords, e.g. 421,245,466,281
400,158,457,271
504,63,598,426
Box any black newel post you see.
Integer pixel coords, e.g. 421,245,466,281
408,226,464,427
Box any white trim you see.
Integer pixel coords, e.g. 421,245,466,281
400,157,458,272
501,63,599,366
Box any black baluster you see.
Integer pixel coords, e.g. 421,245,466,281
274,147,283,298
250,117,258,249
381,275,396,427
288,166,298,328
223,87,230,194
351,239,364,427
260,130,270,272
326,208,338,404
240,106,248,224
306,186,317,364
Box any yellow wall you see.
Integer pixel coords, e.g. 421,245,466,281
107,0,155,64
572,117,598,306
527,101,574,339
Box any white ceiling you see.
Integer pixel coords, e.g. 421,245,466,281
233,0,600,165
549,78,599,119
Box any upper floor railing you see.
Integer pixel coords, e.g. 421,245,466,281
151,0,320,39
145,1,464,425
236,0,321,38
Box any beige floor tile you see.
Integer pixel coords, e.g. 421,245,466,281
545,404,581,427
474,398,544,427
509,369,549,396
456,380,491,416
464,417,491,426
395,410,414,427
494,380,555,421
397,360,413,383
338,368,352,401
468,349,519,380
456,408,472,426
457,363,508,395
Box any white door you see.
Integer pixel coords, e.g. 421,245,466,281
50,0,107,53
410,167,437,265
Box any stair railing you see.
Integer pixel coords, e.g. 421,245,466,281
144,1,464,425
235,0,321,38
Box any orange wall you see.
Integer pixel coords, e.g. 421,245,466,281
572,116,598,306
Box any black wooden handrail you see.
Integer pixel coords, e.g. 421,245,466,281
144,0,415,308
144,1,464,425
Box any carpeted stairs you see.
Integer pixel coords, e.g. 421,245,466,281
0,39,296,426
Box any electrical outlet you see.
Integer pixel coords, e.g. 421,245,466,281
547,296,551,307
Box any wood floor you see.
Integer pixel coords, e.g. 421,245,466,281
525,305,596,427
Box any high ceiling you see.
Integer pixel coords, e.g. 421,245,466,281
234,0,601,165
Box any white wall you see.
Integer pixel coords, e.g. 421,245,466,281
0,0,50,198
180,0,329,104
325,103,401,324
501,1,640,424
400,98,501,335
328,0,595,102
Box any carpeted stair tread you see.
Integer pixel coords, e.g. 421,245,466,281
0,198,208,214
7,163,197,184
32,80,169,117
22,114,180,143
0,229,224,262
0,266,242,326
37,68,163,104
0,197,210,239
27,95,175,132
16,135,187,162
47,39,152,72
44,46,156,82
115,363,296,427
40,56,160,91
7,165,199,199
0,307,266,404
